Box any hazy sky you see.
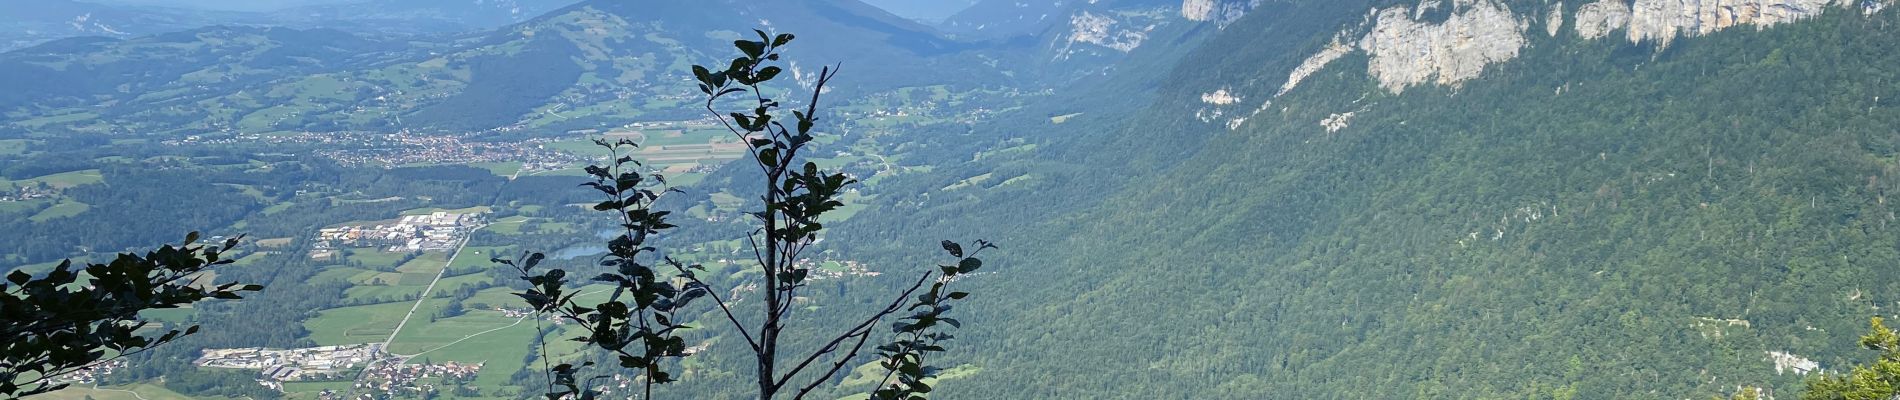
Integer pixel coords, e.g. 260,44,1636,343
85,0,983,22
859,0,982,23
84,0,350,12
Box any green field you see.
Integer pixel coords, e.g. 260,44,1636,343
0,169,104,191
450,246,515,272
398,315,537,398
482,216,531,234
302,300,418,345
400,205,491,215
32,383,235,400
309,266,369,283
344,249,411,267
0,198,50,214
262,201,296,215
469,162,523,177
386,310,524,356
28,199,90,222
229,252,271,266
401,255,447,275
0,139,34,155
139,307,196,323
280,380,353,395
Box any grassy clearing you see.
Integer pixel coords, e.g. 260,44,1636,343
470,162,524,177
400,205,492,215
140,307,196,323
15,111,98,128
31,383,233,400
230,252,271,266
403,316,535,397
460,287,520,309
215,183,270,200
0,139,35,155
450,246,514,272
28,199,89,222
484,216,530,234
395,252,451,274
435,271,491,291
0,198,50,214
0,169,104,191
262,201,296,215
387,311,522,355
345,249,411,267
1051,112,1085,124
280,380,353,395
309,266,370,283
302,300,416,345
343,284,427,303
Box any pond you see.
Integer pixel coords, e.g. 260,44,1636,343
551,244,608,260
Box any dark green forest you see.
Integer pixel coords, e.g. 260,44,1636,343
9,0,1900,399
827,2,1900,399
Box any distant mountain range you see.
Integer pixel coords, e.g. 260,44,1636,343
12,0,1900,398
0,0,584,52
0,0,1035,135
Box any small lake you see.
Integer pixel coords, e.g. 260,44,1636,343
551,244,608,260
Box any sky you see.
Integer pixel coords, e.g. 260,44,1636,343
858,0,983,23
84,0,348,12
82,0,984,22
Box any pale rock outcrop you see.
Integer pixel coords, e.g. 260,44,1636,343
1359,0,1527,93
1277,38,1353,97
1183,0,1217,20
1581,0,1879,46
1766,351,1820,375
1182,0,1261,26
1575,0,1633,39
1547,2,1567,36
1201,89,1242,105
1065,11,1150,53
1625,0,1851,46
1321,111,1356,133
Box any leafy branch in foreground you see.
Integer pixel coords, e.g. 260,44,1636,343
502,138,704,400
0,232,262,399
1800,317,1900,400
512,30,997,400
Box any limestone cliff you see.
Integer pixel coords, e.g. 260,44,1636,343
1359,0,1527,93
1575,0,1633,39
1210,0,1893,132
1624,0,1852,46
1182,0,1261,26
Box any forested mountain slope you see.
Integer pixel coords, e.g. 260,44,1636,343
0,0,582,52
1,0,1010,136
833,0,1900,398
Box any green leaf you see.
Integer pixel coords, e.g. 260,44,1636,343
735,40,765,59
957,258,982,274
942,240,963,257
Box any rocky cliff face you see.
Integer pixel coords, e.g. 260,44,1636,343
1181,0,1260,26
1360,0,1527,93
1590,0,1860,46
1575,0,1634,38
1203,0,1895,134
1062,10,1154,55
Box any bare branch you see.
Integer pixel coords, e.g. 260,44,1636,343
774,271,933,391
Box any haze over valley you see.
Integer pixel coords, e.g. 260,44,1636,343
5,1,1900,399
